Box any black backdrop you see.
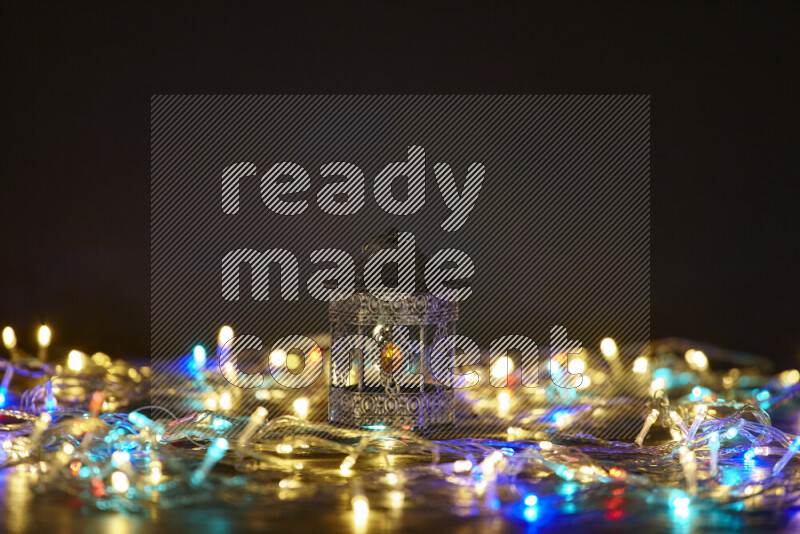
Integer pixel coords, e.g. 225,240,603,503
0,1,797,366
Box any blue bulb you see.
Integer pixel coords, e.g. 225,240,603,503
524,494,538,506
725,427,738,440
523,506,538,522
0,388,6,408
744,448,757,460
692,386,702,399
756,390,770,401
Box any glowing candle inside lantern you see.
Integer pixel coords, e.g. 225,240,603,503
2,327,20,362
37,325,51,362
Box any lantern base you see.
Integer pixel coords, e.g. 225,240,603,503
328,386,454,428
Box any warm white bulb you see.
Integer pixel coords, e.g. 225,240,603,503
497,390,511,414
600,338,617,358
685,349,709,370
490,356,515,380
576,375,591,389
2,327,16,350
150,465,163,485
567,358,585,375
269,349,287,368
219,392,232,411
650,377,666,393
352,496,369,526
37,325,52,347
111,470,130,493
218,325,234,346
632,357,649,374
293,397,309,419
67,350,84,372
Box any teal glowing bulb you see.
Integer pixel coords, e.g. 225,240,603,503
193,345,207,365
128,412,166,435
208,438,229,461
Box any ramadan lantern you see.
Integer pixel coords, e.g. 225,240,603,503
328,229,457,429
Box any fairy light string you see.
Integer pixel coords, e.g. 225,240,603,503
0,326,798,522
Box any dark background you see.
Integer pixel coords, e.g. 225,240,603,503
1,2,797,366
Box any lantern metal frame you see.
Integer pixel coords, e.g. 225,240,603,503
328,291,457,429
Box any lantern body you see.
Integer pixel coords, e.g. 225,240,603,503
328,291,457,429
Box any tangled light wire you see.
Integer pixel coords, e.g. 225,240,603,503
1,327,799,524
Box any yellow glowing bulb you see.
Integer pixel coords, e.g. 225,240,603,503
781,369,800,386
111,470,130,493
684,349,709,370
693,350,708,369
269,349,287,368
293,397,309,419
218,325,234,346
576,374,591,389
2,327,16,350
352,496,369,526
37,325,52,347
567,358,585,375
650,377,666,393
632,357,649,374
600,338,617,358
497,390,511,414
219,392,232,411
453,459,473,473
277,444,293,454
389,490,404,508
150,465,163,485
67,350,84,372
204,396,218,410
490,356,515,380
